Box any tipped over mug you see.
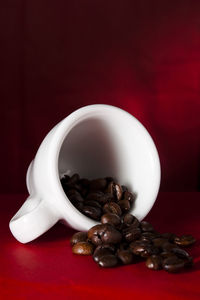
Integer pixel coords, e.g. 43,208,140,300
9,104,161,243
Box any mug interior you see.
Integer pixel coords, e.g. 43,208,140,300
57,106,160,221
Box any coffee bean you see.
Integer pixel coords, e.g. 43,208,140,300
64,174,195,273
90,178,107,191
117,250,134,265
98,254,118,268
146,255,163,270
161,233,176,242
93,245,114,262
103,202,122,216
163,257,185,273
88,224,106,245
67,173,80,185
86,192,107,204
88,224,122,245
101,213,121,227
78,178,90,187
118,200,131,213
84,200,102,208
171,248,190,259
75,202,84,211
69,193,84,205
118,242,130,251
153,238,168,248
161,242,179,252
140,221,154,232
60,175,70,186
130,241,159,257
142,232,160,240
121,185,128,192
72,241,94,255
66,189,82,198
70,232,88,246
101,224,122,244
123,191,136,203
122,213,140,228
123,226,141,242
160,251,177,259
174,235,196,247
82,206,102,221
114,183,123,201
105,181,115,195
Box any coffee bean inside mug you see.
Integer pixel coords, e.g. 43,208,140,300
62,174,195,272
61,174,136,221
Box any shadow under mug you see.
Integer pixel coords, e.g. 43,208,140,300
9,104,161,243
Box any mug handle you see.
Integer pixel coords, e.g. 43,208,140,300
9,195,59,243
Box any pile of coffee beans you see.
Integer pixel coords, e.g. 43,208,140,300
61,174,136,221
61,174,196,272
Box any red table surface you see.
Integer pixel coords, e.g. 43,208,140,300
1,193,200,299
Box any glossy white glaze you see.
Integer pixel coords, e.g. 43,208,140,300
9,104,161,243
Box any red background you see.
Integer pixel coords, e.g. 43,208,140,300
1,1,200,299
1,0,200,193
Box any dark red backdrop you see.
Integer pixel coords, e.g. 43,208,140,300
1,0,200,193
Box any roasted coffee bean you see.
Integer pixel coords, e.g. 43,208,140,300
78,178,90,187
105,181,115,195
171,248,190,259
98,254,118,268
69,193,84,205
72,241,94,255
66,189,81,198
140,221,154,232
101,213,121,227
68,173,80,184
70,232,88,246
161,233,176,242
117,250,134,265
86,191,107,204
103,202,122,216
160,251,177,259
174,235,196,247
84,200,102,208
123,226,141,242
146,255,163,270
123,191,136,203
104,193,115,202
162,242,179,252
163,257,185,273
118,200,131,213
153,238,168,248
93,245,114,262
88,224,106,245
118,242,130,251
90,178,107,191
101,224,122,244
82,206,102,220
60,175,70,186
130,241,159,257
114,183,123,201
142,232,160,240
75,202,84,211
122,213,140,228
105,176,114,183
121,185,128,192
88,224,122,245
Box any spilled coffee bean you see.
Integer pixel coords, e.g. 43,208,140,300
65,174,195,272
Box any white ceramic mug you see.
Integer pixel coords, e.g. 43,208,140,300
9,104,161,243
